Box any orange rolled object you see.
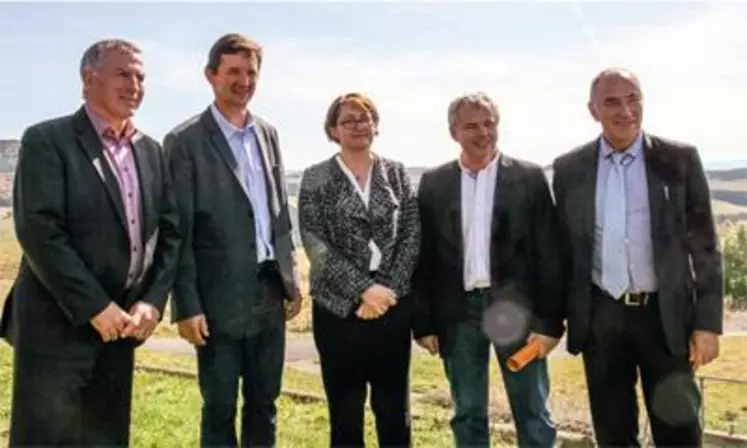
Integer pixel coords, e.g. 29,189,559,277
507,340,541,372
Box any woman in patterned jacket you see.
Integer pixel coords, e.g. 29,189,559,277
298,92,421,447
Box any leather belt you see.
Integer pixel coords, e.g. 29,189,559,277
592,284,657,308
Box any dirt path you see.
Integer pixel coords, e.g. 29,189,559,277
143,311,747,375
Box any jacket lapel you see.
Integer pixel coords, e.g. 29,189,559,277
201,109,254,211
643,133,669,239
72,107,127,231
131,132,155,243
575,140,600,251
253,121,281,218
490,155,513,266
329,156,369,222
443,161,464,264
642,134,670,285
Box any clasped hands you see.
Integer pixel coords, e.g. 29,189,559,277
356,284,397,320
90,301,160,343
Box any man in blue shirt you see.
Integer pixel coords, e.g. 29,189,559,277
164,33,303,447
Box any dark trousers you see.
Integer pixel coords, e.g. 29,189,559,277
441,290,556,448
196,323,286,447
583,287,702,447
9,340,135,447
312,300,412,448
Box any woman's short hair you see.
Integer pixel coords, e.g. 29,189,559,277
323,93,380,143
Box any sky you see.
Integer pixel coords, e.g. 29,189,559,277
0,1,745,171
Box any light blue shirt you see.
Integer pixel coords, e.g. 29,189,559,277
210,104,275,262
593,133,658,293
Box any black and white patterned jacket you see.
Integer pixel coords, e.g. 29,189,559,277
298,154,421,318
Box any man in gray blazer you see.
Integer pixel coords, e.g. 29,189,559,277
164,33,303,447
552,67,723,446
0,39,181,446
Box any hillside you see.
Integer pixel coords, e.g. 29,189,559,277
0,140,18,207
2,139,747,226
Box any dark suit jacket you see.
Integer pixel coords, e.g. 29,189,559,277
298,155,420,318
164,108,301,338
552,133,723,356
412,155,564,357
0,107,181,357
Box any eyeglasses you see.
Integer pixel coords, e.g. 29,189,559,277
337,117,374,129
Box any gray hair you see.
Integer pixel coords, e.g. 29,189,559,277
589,67,641,101
447,92,500,130
79,38,141,78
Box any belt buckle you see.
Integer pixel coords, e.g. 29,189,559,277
622,292,647,307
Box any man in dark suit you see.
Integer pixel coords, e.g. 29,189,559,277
164,33,303,447
551,67,723,446
0,39,181,446
412,92,564,447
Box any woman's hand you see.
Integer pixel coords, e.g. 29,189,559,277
359,284,397,318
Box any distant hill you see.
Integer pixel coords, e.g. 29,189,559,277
2,138,747,228
0,140,18,207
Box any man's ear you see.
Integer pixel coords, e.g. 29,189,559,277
587,101,600,122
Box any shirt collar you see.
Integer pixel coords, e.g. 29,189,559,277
84,104,137,142
600,132,644,160
210,103,255,138
458,150,500,177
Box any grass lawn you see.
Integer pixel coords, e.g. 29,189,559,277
2,338,746,447
1,217,747,444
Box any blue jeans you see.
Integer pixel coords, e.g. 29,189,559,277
196,324,285,448
442,291,556,448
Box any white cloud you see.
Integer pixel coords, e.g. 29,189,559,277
134,3,747,171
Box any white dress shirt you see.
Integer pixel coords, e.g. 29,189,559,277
461,155,499,291
335,155,382,271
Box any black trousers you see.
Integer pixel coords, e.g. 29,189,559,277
313,300,412,448
9,340,135,447
583,287,702,447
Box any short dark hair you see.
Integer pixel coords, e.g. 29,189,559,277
323,93,380,143
206,33,263,73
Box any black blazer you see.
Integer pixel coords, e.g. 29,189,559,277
298,155,420,318
552,133,723,356
0,107,181,357
164,108,301,337
412,155,564,356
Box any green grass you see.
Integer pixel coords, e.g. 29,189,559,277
0,346,469,447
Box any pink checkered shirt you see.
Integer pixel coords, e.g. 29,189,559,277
85,106,144,289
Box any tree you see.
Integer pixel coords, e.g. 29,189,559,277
723,224,747,309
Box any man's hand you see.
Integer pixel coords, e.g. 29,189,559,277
527,332,561,358
90,302,133,343
177,314,210,346
361,284,397,315
689,330,720,369
285,296,303,321
416,335,439,355
121,302,161,341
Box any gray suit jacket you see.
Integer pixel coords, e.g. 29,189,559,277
552,133,724,356
164,108,300,337
0,107,181,357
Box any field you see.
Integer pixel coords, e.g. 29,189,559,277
1,207,747,445
1,338,746,446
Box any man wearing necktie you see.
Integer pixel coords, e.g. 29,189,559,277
551,67,723,447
